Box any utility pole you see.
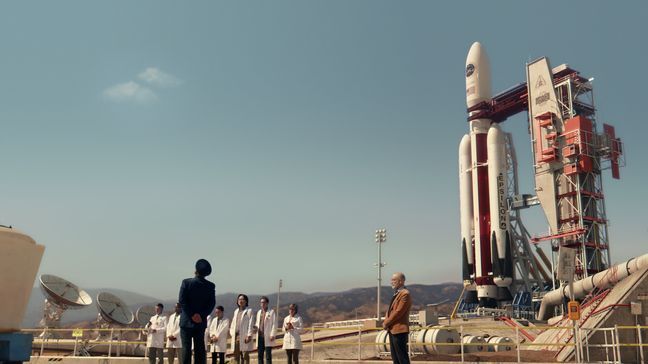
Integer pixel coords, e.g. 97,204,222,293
276,279,283,325
375,228,387,320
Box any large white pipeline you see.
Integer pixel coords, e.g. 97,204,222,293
537,253,648,321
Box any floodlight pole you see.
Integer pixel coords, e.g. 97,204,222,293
375,228,387,320
276,279,283,324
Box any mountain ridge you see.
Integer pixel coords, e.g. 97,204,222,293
23,283,461,328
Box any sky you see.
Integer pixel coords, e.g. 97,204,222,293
1,1,646,300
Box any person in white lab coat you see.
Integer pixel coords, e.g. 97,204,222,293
146,303,168,364
208,306,230,364
204,311,215,357
282,304,303,364
166,303,182,364
229,294,255,364
253,296,277,364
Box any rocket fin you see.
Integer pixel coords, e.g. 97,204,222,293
462,238,472,281
504,230,513,278
497,286,513,302
491,231,501,277
464,290,478,304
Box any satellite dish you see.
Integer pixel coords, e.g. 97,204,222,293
40,274,92,308
96,292,134,326
38,274,92,336
136,305,156,327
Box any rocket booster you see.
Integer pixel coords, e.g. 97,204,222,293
459,42,513,307
459,134,478,304
459,134,474,284
488,124,513,288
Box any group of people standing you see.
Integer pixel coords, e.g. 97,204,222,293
144,259,304,364
215,294,303,364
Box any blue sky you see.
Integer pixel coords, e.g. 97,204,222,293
1,1,646,299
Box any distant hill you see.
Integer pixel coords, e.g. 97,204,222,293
293,283,462,324
23,283,462,328
22,287,160,328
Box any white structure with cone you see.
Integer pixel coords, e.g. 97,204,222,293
0,227,45,332
460,42,513,307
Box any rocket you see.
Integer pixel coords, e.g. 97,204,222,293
459,134,477,303
459,42,513,307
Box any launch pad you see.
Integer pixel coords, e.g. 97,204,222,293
455,41,648,362
459,42,625,313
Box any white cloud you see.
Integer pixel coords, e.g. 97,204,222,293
103,81,157,103
137,67,182,88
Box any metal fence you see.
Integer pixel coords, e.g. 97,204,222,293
22,324,648,363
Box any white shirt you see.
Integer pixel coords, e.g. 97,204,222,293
209,316,230,353
228,307,255,353
146,314,168,349
282,315,303,350
254,309,277,347
166,312,182,348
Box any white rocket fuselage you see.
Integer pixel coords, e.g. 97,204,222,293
459,135,474,287
487,124,512,288
460,42,512,306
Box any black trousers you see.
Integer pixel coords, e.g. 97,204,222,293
388,332,410,364
257,332,272,364
285,349,299,364
147,347,164,364
181,326,207,364
168,347,182,364
211,352,225,364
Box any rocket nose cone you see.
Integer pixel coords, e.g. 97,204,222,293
466,41,492,108
467,42,483,61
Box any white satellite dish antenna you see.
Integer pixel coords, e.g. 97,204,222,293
136,305,156,327
39,274,92,336
96,292,134,326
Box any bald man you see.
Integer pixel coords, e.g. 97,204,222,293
382,272,411,364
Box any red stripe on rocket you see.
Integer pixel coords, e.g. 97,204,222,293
460,42,513,307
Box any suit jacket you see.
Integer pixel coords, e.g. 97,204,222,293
382,287,411,334
179,276,216,329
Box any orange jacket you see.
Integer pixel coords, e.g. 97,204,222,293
382,288,411,334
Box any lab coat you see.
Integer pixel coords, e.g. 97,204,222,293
254,309,277,347
281,315,303,350
208,317,230,353
146,314,168,349
166,312,182,348
228,307,255,353
204,315,213,350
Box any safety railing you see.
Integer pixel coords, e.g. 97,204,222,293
579,325,647,364
22,324,648,363
24,327,152,358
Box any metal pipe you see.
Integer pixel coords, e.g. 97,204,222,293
537,253,648,320
532,254,551,283
534,247,553,281
451,285,466,320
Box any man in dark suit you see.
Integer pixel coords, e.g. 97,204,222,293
179,259,216,364
382,272,411,364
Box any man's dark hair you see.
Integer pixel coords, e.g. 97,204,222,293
237,294,249,307
156,303,164,310
216,305,224,312
289,303,298,314
260,296,270,304
195,259,212,277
